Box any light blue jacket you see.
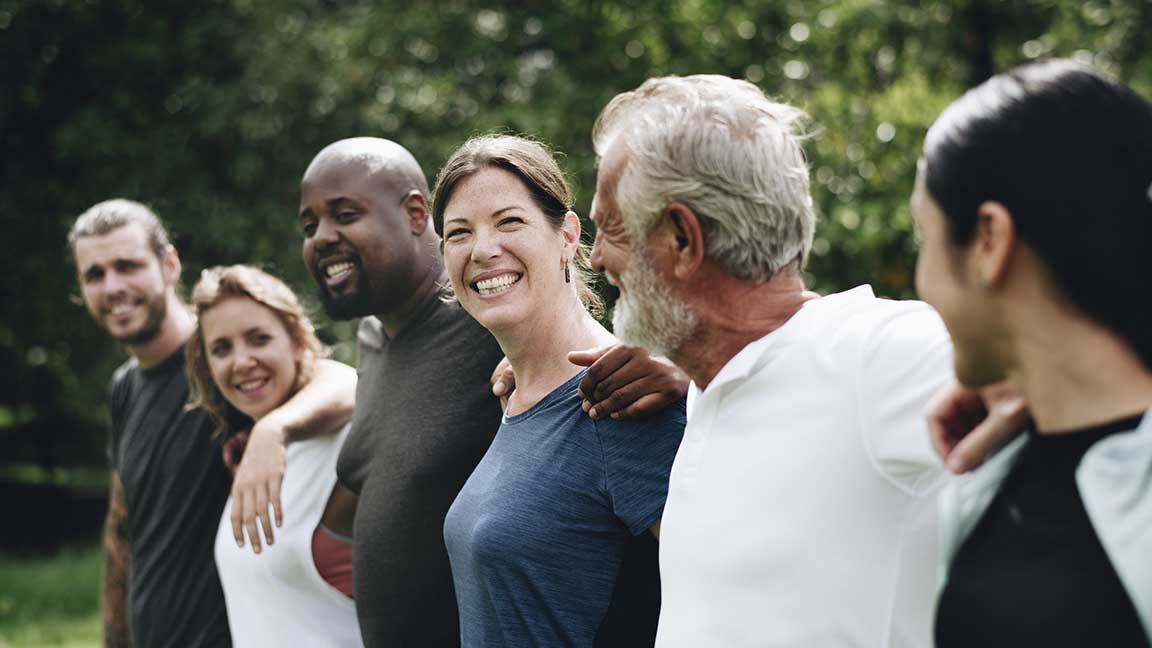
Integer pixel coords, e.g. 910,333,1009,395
939,409,1152,639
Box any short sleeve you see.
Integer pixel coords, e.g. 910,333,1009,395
596,399,687,535
857,306,953,495
106,364,132,470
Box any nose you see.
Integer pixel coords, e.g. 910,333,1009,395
470,227,502,264
233,348,258,373
101,270,129,297
313,215,341,251
589,230,605,274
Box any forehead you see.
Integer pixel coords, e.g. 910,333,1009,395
73,224,154,268
300,157,390,208
443,167,535,219
592,143,629,216
200,297,285,336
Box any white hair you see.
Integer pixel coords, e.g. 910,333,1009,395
593,75,815,282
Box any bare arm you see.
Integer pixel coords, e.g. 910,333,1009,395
489,346,690,420
231,359,357,553
928,380,1030,473
102,471,132,648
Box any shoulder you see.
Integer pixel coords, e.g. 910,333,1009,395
108,357,139,409
809,288,947,354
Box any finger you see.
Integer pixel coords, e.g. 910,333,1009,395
567,344,613,368
578,346,633,400
592,356,655,405
242,489,263,554
269,476,283,528
256,484,274,546
946,398,1029,474
231,487,246,547
607,392,669,420
490,358,514,396
589,382,643,420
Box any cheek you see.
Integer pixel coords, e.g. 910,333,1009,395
207,356,231,389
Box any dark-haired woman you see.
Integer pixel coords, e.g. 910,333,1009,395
435,135,685,647
911,59,1152,645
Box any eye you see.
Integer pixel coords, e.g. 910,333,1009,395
249,332,273,347
445,227,470,240
497,216,524,229
336,210,359,223
301,220,317,238
209,341,231,357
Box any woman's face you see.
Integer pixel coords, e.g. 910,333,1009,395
200,296,303,420
441,167,577,333
911,168,1006,387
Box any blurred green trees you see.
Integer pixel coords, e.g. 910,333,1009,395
2,0,1149,473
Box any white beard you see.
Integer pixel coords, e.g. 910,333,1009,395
611,248,698,358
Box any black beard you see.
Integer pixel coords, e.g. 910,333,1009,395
316,286,377,321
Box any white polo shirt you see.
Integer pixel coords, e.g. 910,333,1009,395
656,286,953,648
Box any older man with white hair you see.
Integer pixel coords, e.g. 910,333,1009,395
588,75,953,647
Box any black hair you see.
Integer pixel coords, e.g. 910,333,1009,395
924,59,1152,367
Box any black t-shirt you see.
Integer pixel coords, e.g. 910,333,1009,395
337,298,505,647
108,348,231,647
936,414,1149,648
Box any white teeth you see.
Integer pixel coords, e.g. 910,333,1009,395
110,304,133,315
236,378,268,393
325,262,354,279
475,274,520,296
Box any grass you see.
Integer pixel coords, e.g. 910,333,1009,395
0,545,101,648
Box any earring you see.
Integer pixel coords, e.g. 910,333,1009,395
562,258,571,283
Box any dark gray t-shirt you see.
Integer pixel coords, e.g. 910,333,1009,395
108,348,231,648
444,370,685,647
337,298,505,647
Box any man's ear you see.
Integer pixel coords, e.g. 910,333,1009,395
973,200,1016,287
664,202,706,280
161,245,181,287
404,191,431,236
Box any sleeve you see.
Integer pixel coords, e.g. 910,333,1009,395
856,306,953,495
597,399,687,535
105,365,130,470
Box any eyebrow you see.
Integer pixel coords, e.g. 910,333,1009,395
299,196,358,218
445,205,522,226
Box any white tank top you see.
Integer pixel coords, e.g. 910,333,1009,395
214,424,362,647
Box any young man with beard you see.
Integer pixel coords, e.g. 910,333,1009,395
587,76,957,646
220,138,685,647
71,199,354,647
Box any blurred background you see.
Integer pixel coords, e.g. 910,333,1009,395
1,0,1149,644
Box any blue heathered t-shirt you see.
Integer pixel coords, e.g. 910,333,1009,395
444,369,686,647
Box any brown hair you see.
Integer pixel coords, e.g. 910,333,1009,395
69,198,171,262
431,134,604,317
185,265,328,437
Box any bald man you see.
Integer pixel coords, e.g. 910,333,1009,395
230,138,686,647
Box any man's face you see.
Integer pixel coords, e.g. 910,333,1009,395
299,158,415,321
590,142,698,357
73,224,170,346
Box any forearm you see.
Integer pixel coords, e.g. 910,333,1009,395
262,359,356,443
101,475,132,647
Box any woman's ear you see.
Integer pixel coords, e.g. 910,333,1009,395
973,200,1017,287
562,210,582,254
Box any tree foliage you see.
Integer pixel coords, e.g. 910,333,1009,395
2,0,1149,470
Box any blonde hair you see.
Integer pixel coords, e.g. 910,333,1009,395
185,265,328,437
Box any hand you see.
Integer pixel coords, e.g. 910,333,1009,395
490,356,514,410
229,420,287,554
221,431,250,477
568,344,689,420
928,381,1030,474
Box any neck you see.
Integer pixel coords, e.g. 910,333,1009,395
375,254,444,338
1008,309,1152,433
496,296,614,414
674,271,815,390
129,295,195,369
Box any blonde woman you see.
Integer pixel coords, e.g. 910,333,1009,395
187,265,361,647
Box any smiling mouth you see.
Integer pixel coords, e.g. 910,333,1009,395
325,261,354,280
235,378,269,394
472,273,522,296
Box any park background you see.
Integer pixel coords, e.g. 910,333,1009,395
1,0,1150,644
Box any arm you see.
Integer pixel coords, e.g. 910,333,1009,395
102,471,131,648
927,380,1030,474
491,346,689,419
231,359,357,553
